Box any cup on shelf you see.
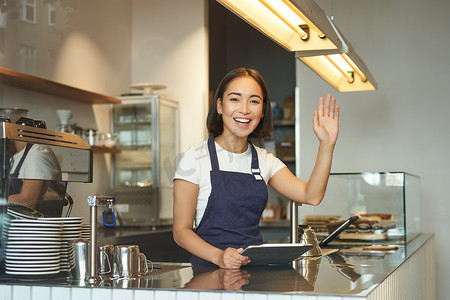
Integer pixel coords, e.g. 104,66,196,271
56,109,73,125
57,123,72,133
98,132,117,147
83,129,98,146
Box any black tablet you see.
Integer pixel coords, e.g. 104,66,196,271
241,243,313,265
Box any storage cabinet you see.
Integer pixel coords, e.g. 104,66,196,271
111,95,179,226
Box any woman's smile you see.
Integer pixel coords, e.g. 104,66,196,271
234,118,250,123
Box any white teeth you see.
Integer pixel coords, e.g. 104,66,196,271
234,118,250,123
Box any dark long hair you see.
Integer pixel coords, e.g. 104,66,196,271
206,68,273,139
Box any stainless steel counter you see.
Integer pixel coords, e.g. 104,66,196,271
0,233,435,299
110,233,432,294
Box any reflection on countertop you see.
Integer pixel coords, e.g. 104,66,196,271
97,224,191,263
184,265,314,292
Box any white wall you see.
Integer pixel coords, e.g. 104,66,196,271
54,0,133,219
131,0,208,154
1,0,208,220
0,0,132,220
129,0,208,220
296,1,450,299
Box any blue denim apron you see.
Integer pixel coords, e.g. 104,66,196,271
191,136,268,265
9,143,33,195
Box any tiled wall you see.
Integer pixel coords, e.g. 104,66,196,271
367,236,436,300
0,284,365,300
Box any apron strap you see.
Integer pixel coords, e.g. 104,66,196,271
250,143,263,181
208,136,263,180
11,143,33,178
207,136,219,171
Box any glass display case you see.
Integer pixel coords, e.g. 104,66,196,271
111,95,179,226
299,172,421,245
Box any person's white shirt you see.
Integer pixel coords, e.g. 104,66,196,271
174,139,285,226
10,144,61,180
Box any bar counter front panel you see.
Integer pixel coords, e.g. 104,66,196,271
0,233,435,300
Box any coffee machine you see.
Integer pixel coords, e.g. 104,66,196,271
0,120,93,264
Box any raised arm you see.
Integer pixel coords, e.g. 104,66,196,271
268,94,339,206
173,179,249,268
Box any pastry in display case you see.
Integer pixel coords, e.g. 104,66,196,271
299,172,421,245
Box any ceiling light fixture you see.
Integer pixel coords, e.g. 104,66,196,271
217,0,377,91
216,0,343,52
296,21,377,92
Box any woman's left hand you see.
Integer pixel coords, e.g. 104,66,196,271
313,94,339,145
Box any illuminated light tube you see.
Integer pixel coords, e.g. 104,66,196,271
296,20,377,92
216,0,343,52
340,53,367,82
324,55,354,83
297,49,377,92
258,0,308,40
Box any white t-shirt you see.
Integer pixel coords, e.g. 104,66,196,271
10,144,61,180
174,139,286,226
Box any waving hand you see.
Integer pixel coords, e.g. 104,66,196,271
313,94,339,145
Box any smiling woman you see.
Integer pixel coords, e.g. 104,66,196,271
172,67,339,269
210,68,273,151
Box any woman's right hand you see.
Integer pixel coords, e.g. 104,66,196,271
217,247,250,269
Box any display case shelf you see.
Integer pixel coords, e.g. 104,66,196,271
0,67,121,105
91,145,122,154
115,121,153,127
115,163,152,170
119,144,152,150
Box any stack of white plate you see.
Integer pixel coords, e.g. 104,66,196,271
81,224,90,239
39,217,83,273
5,219,63,276
7,204,44,219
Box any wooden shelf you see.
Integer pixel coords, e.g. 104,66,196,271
0,67,121,105
91,145,122,154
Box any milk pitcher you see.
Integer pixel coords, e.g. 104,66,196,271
71,240,113,280
113,245,152,279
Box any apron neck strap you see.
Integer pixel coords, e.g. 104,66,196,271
11,143,33,177
207,136,219,171
207,136,261,175
249,143,263,180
